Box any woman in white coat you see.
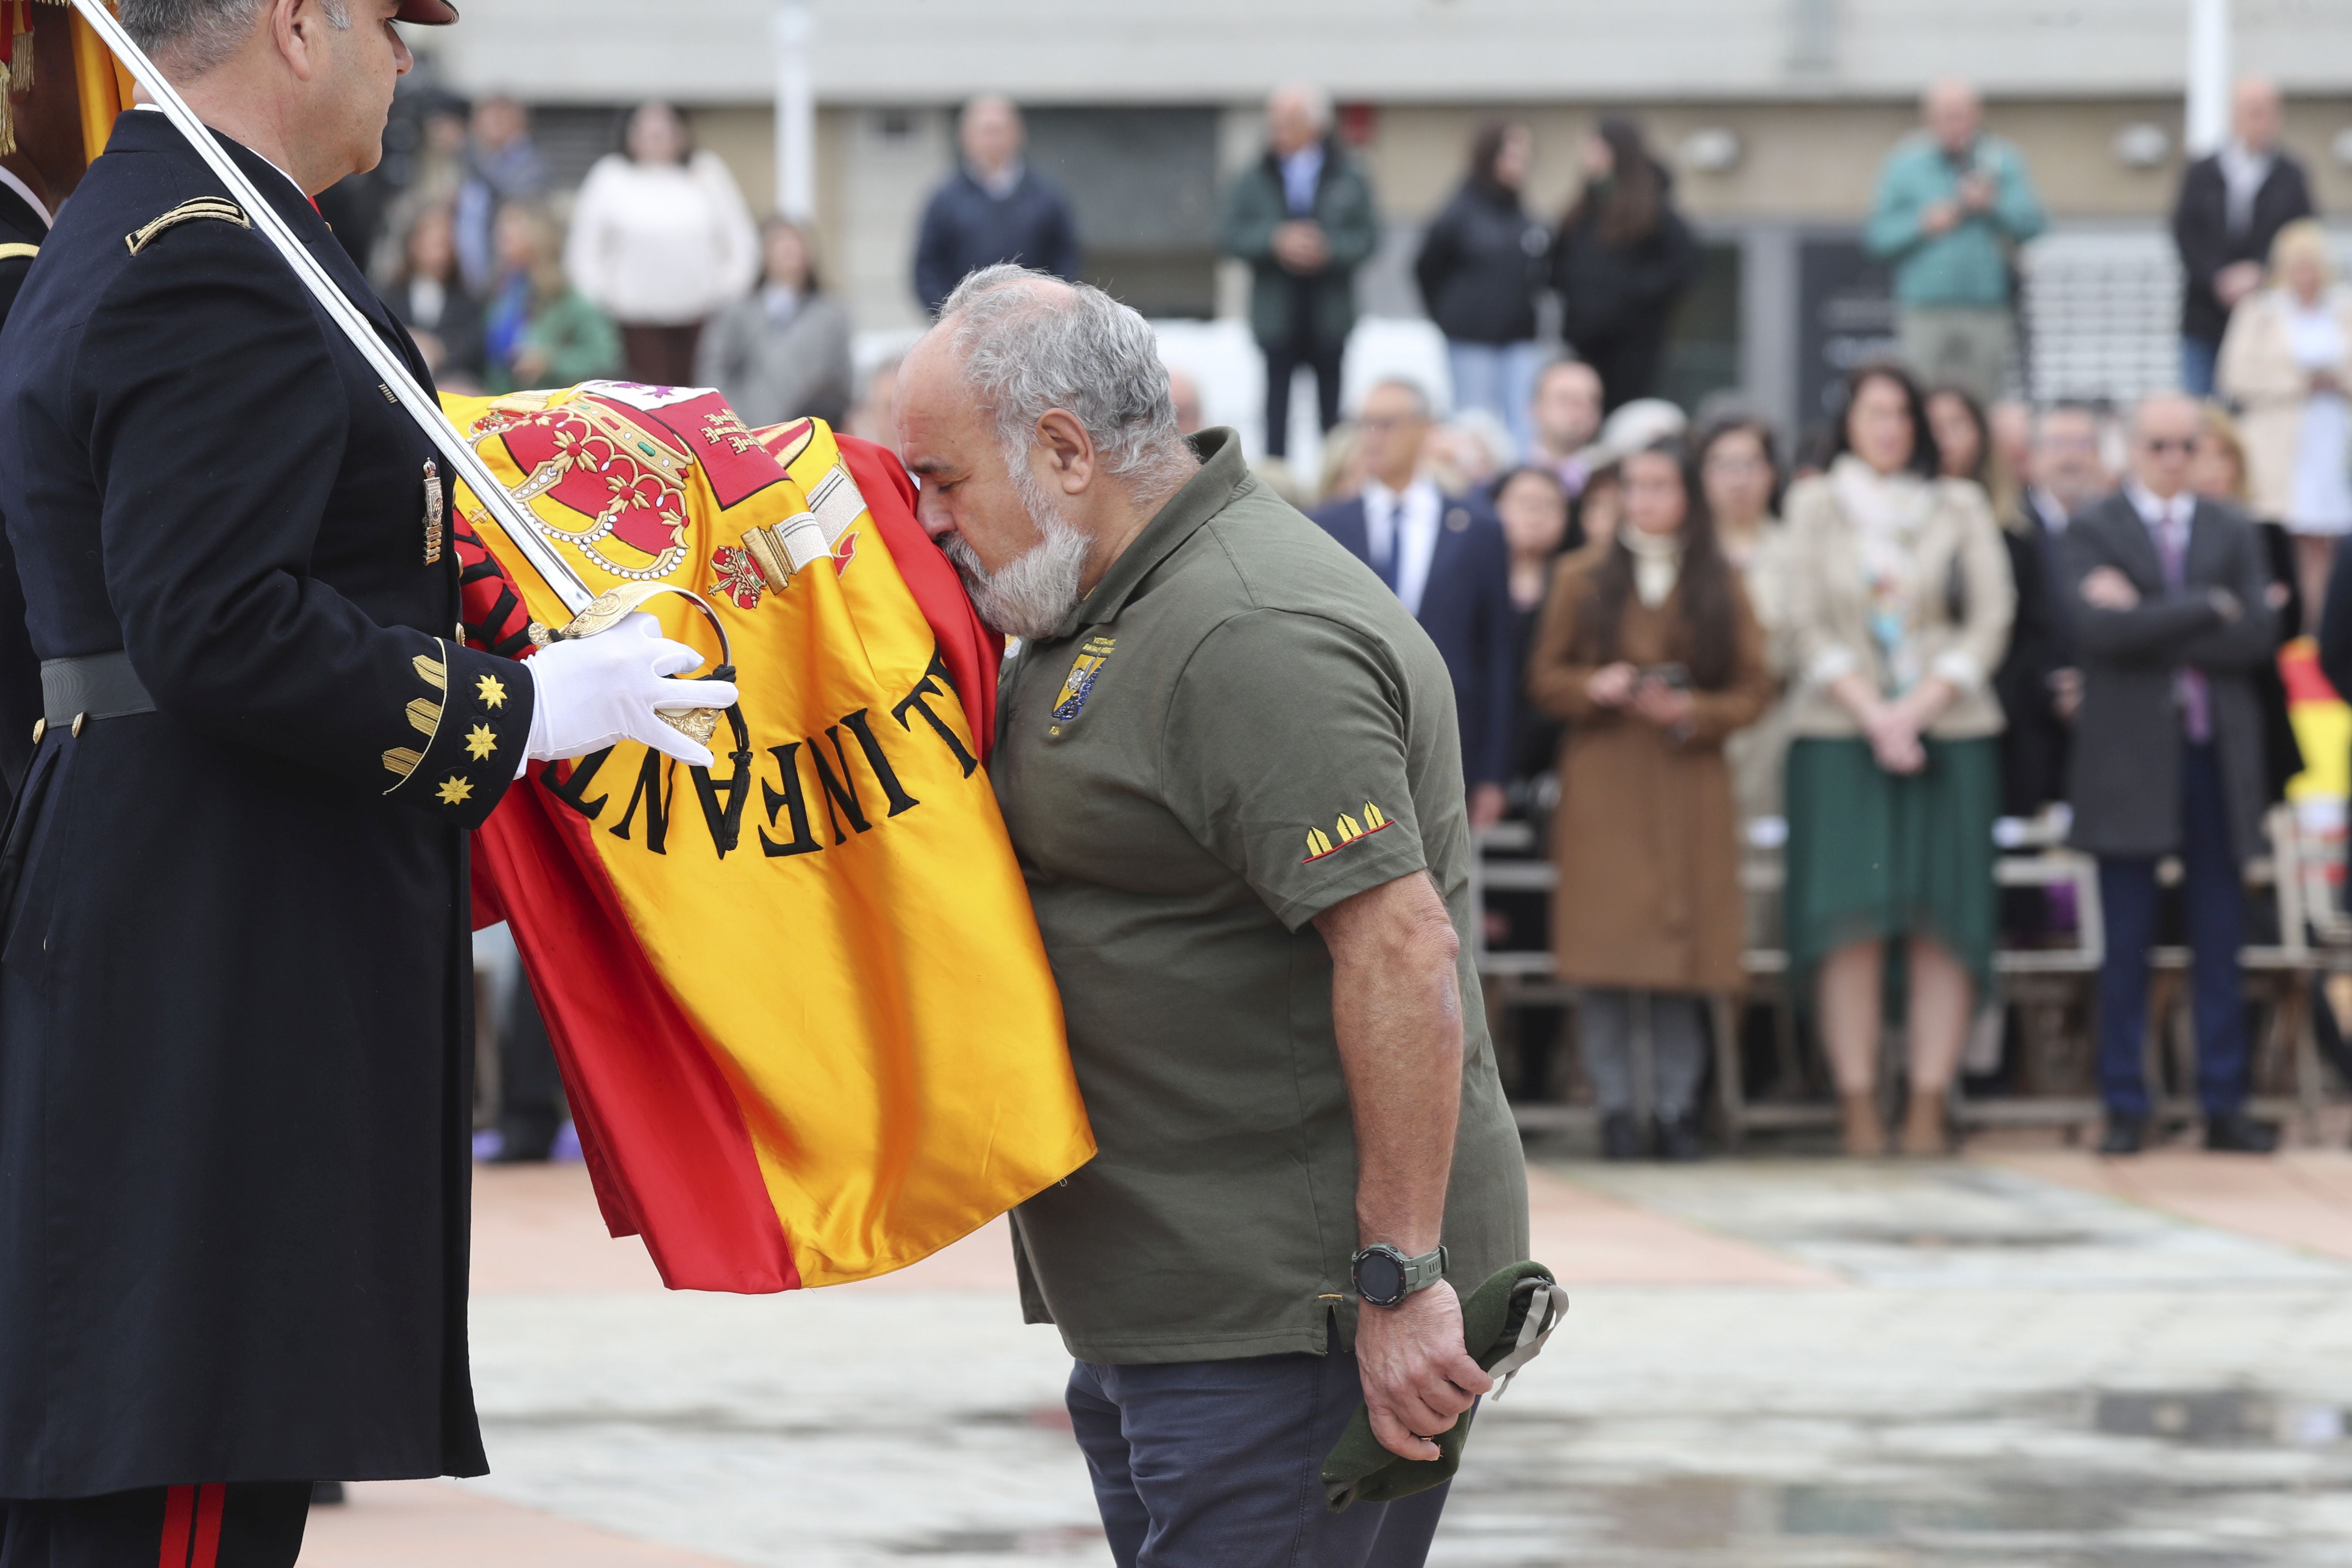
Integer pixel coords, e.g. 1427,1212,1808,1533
565,101,761,388
2218,217,2352,612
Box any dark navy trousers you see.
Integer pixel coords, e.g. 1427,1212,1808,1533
2095,742,2250,1119
1067,1348,1452,1568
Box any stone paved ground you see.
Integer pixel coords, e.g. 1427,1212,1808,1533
299,1150,2352,1566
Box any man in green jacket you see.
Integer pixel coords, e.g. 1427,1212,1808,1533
1864,78,2046,403
1218,83,1379,462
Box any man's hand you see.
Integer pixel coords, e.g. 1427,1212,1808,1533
1273,219,1330,273
1354,1281,1493,1462
1957,172,1995,213
2216,260,2266,309
1467,782,1507,831
2050,667,2083,723
1920,199,1961,236
1314,872,1470,1463
2081,566,2141,611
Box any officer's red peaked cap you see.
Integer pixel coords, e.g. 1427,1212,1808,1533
396,0,461,22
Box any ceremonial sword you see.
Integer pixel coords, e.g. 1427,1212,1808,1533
64,0,730,744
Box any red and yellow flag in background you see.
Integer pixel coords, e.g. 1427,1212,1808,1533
451,382,1093,1291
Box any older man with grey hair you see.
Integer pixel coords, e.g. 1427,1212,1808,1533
897,263,1527,1566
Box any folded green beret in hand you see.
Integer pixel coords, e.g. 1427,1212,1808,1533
1321,1260,1566,1511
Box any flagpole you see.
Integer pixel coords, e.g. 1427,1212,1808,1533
62,0,599,618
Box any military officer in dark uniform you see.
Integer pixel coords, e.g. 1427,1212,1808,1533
0,3,730,1562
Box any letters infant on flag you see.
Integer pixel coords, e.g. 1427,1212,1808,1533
451,381,1093,1291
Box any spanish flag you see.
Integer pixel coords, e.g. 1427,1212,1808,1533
453,383,1093,1290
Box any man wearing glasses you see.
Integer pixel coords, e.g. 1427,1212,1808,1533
2062,392,2282,1155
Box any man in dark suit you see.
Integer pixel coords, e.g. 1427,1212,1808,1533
2173,76,2313,397
2064,392,2280,1156
912,95,1081,316
0,2,722,1561
1311,377,1515,829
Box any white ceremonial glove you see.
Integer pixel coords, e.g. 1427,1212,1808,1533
521,611,738,772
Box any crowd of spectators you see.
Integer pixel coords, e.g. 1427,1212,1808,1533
364,71,2350,1167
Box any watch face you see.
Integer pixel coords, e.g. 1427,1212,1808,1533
1356,1249,1406,1305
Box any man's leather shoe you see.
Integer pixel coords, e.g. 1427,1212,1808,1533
1655,1113,1706,1163
2204,1110,2280,1153
1600,1110,1647,1161
2098,1115,2149,1155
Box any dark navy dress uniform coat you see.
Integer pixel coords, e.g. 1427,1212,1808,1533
0,111,533,1498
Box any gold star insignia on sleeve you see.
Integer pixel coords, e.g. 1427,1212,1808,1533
465,723,499,760
477,674,508,709
435,776,475,806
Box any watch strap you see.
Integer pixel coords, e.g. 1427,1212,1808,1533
1398,1244,1449,1295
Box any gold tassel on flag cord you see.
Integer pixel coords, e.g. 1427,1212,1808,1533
2,0,77,158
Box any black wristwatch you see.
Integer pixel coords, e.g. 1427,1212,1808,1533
1351,1243,1449,1308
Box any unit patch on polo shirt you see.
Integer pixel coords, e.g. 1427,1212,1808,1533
1048,635,1116,736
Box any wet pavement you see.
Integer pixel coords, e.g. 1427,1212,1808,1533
300,1153,2352,1567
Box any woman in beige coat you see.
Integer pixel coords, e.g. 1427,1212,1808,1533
2217,217,2352,613
1528,442,1773,1160
1780,364,2015,1156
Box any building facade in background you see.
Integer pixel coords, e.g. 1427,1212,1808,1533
413,0,2352,430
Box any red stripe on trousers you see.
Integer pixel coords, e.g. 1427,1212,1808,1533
157,1486,193,1568
190,1485,226,1568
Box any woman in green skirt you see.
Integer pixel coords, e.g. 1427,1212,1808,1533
1780,363,2016,1155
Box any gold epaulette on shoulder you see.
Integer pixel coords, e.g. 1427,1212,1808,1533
124,198,249,257
0,243,36,263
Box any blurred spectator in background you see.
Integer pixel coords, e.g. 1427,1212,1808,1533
1311,380,1514,826
1416,121,1550,453
1696,415,1792,827
1314,421,1363,508
1527,358,1605,499
2218,218,2352,614
1167,368,1205,436
454,94,549,295
1427,408,1515,494
1221,83,1380,461
2064,392,2279,1156
2175,77,2312,398
1488,462,1576,1101
1989,398,2034,502
2193,403,2305,807
567,101,760,388
1929,383,2066,819
484,204,622,393
490,976,568,1164
848,357,902,448
1528,442,1770,1159
1781,364,2014,1155
1569,456,1625,557
386,204,484,390
1865,80,2046,403
913,96,1081,316
1552,117,1697,413
2021,402,2110,544
696,218,854,428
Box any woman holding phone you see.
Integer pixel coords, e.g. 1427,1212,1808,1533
1528,441,1772,1159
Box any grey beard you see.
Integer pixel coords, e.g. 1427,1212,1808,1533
940,475,1090,639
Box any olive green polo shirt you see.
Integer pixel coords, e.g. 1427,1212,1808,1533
994,429,1529,1366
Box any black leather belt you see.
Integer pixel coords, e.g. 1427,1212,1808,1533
40,651,157,729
